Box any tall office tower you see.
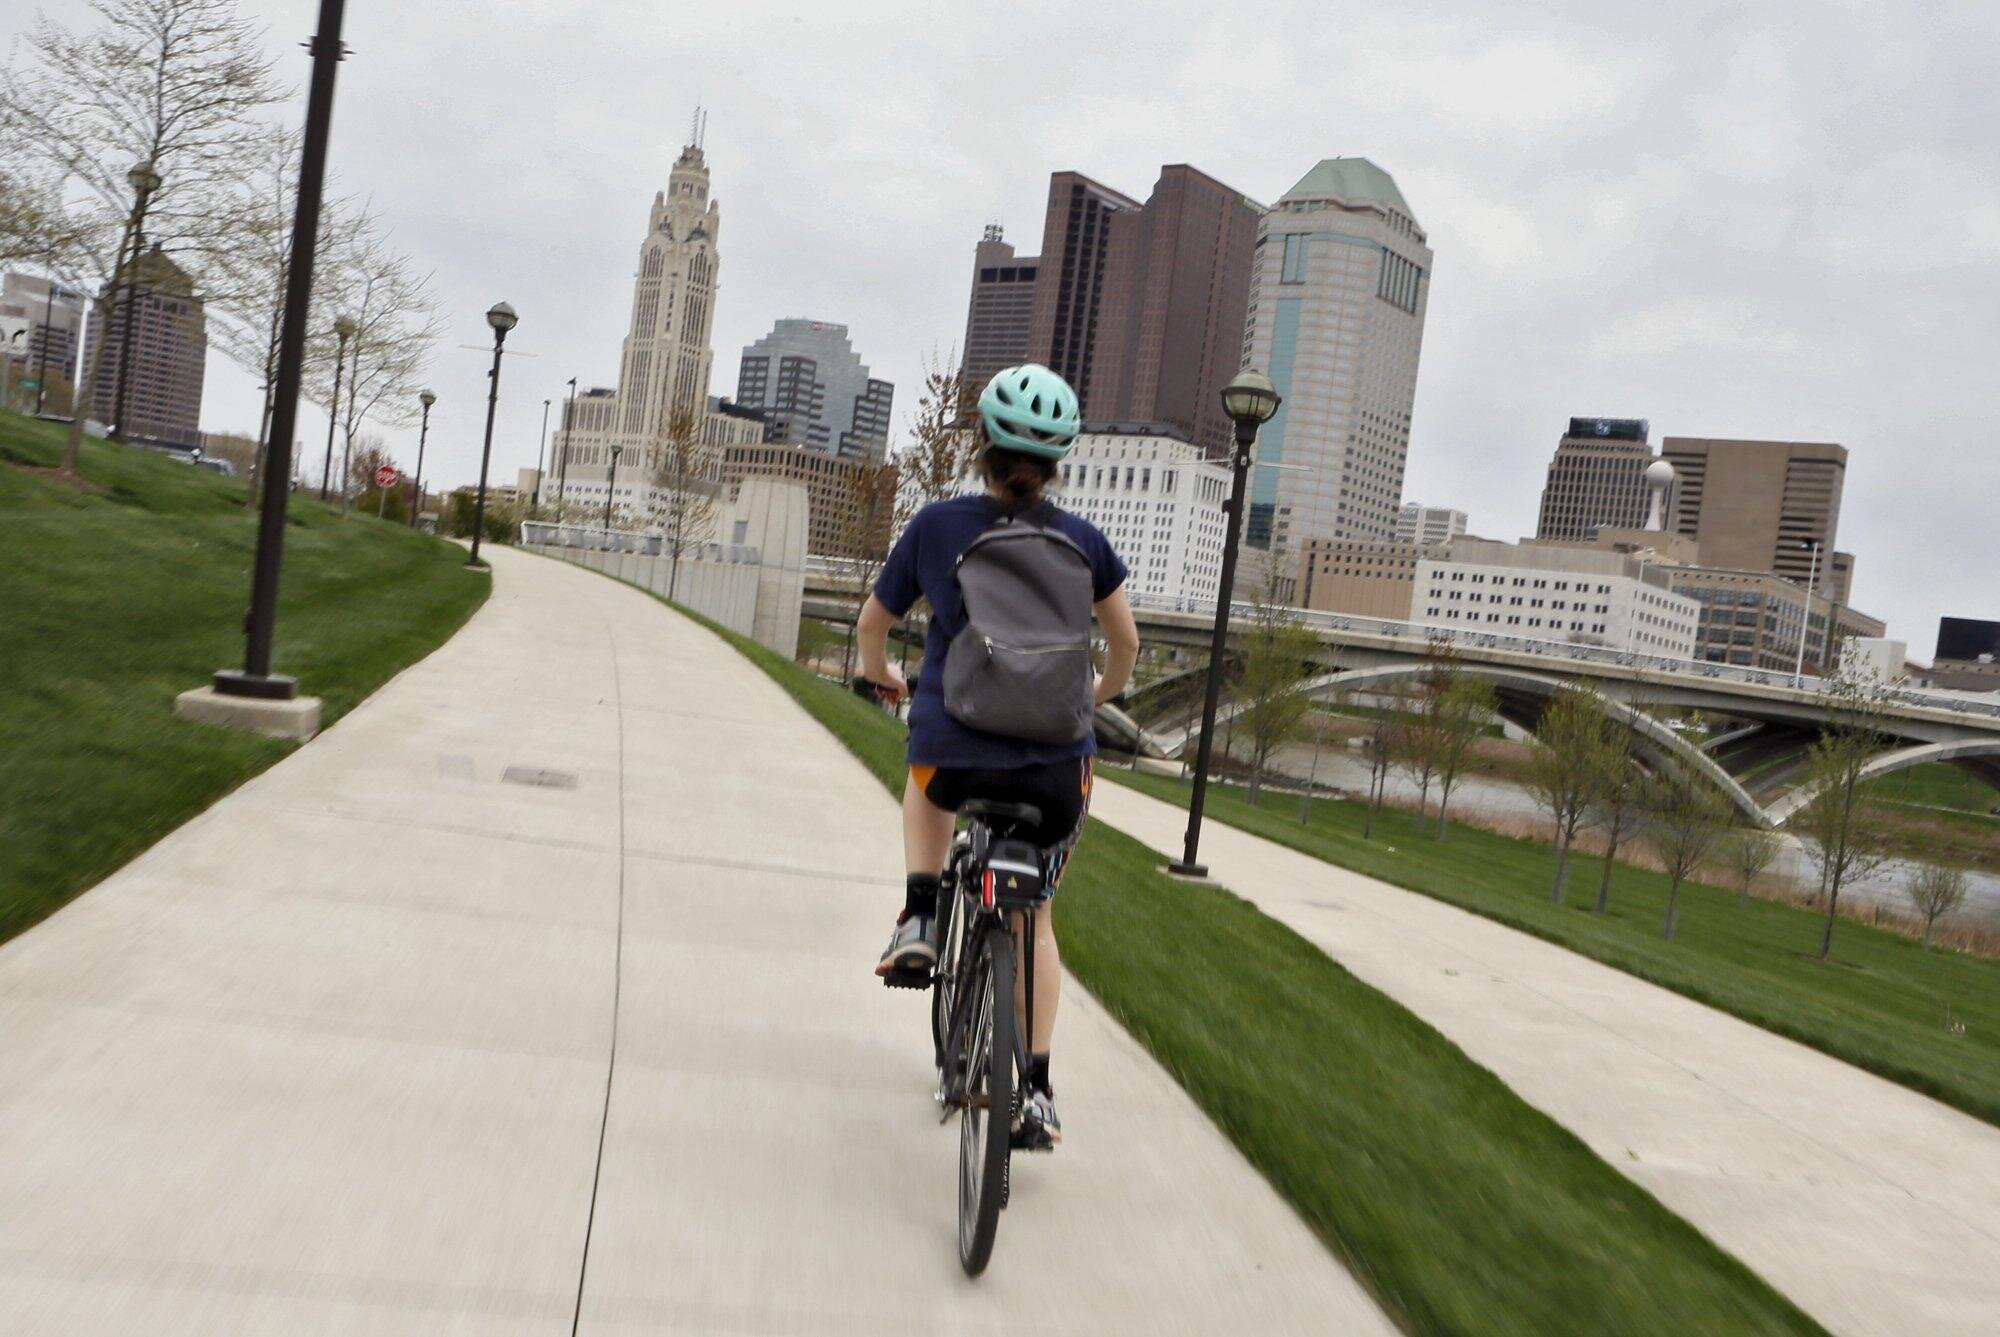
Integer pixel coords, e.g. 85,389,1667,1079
1660,437,1851,596
961,225,1038,400
1535,417,1661,540
84,245,206,445
735,319,894,460
559,133,723,501
1241,158,1432,548
1395,502,1467,546
1008,166,1260,457
1,271,85,392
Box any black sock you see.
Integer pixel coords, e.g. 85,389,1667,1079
905,873,940,918
1027,1052,1051,1093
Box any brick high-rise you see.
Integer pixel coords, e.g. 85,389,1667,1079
964,165,1260,455
1535,417,1664,540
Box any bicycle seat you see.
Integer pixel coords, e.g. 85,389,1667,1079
960,799,1043,828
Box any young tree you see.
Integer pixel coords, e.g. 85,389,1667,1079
1904,863,1968,951
1237,548,1320,803
649,402,721,600
828,455,899,678
1,0,287,474
1798,668,1894,960
1719,827,1783,908
1358,683,1402,840
315,224,441,516
1391,678,1447,820
1646,769,1732,940
895,349,979,529
1584,724,1646,912
1525,687,1606,905
1431,670,1498,841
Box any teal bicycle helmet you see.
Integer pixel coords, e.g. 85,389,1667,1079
977,363,1081,458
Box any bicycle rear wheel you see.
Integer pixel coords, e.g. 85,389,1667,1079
957,928,1013,1276
930,878,959,1070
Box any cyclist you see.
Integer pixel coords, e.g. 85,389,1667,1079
855,363,1138,1150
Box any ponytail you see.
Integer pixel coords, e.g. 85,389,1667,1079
978,444,1058,516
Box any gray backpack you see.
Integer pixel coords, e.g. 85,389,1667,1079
943,505,1096,745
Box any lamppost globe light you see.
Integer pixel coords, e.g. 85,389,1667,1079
419,389,436,408
127,160,161,194
486,301,518,333
1219,369,1281,427
334,315,357,340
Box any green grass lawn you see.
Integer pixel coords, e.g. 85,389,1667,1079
0,412,488,943
632,578,1821,1336
1865,761,2000,815
1106,767,2000,1126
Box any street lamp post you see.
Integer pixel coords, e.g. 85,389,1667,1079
34,274,60,416
408,389,434,527
532,397,550,513
109,161,162,442
604,442,623,535
1170,369,1282,878
1792,540,1822,685
212,0,349,706
318,315,355,498
466,301,517,569
556,375,577,514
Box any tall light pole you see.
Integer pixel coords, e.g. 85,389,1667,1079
466,301,517,569
556,375,577,514
34,274,61,416
1792,540,1822,685
604,442,623,535
531,396,550,513
1170,369,1282,878
212,0,349,705
318,315,355,498
408,388,435,527
109,160,162,442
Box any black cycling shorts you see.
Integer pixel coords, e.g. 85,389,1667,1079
911,758,1094,886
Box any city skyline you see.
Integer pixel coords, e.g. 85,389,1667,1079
5,0,1994,658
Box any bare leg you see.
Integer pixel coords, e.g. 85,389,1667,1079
903,773,954,878
1013,903,1061,1055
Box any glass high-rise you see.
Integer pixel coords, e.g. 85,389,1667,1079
735,319,894,461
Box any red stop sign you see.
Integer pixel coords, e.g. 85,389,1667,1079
375,464,399,487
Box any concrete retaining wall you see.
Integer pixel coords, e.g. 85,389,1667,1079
526,546,763,643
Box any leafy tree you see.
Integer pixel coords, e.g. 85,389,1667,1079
1798,668,1894,960
1719,827,1783,908
1237,550,1320,803
1430,667,1498,841
1646,768,1732,940
1358,684,1403,840
1525,687,1605,905
895,348,979,530
1904,863,1968,951
1584,724,1646,912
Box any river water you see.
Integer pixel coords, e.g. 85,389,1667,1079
1229,738,2000,928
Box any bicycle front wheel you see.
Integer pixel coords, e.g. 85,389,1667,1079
957,927,1014,1277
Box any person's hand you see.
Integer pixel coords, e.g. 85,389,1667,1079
872,664,909,706
1092,672,1109,707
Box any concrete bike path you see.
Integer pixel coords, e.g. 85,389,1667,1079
1089,780,2000,1337
0,545,1392,1336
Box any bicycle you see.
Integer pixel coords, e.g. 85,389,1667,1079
927,796,1051,1276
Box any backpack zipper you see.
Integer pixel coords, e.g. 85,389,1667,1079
983,636,1083,656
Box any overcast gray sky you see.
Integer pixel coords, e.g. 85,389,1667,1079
10,0,1996,657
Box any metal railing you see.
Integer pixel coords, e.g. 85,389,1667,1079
801,553,2000,724
525,520,761,565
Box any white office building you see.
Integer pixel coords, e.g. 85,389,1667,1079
1395,502,1466,547
1055,423,1230,606
1414,538,1699,658
1241,157,1433,551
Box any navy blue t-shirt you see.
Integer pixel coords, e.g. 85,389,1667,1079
874,495,1128,768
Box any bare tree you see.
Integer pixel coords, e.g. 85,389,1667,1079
1237,547,1320,803
1719,827,1783,908
0,0,286,473
1392,649,1455,819
828,455,899,678
895,349,979,529
1525,687,1605,905
1904,863,1968,951
1799,668,1895,960
649,402,721,600
1357,684,1402,840
1430,667,1498,841
1584,724,1646,912
1646,768,1732,940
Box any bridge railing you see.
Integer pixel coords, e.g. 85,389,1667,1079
528,521,761,565
802,554,2000,723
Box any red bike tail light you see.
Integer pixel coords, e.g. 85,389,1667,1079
981,868,996,910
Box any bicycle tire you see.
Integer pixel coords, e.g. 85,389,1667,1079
957,928,1013,1277
930,876,962,1070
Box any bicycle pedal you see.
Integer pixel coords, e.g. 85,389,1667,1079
879,967,931,991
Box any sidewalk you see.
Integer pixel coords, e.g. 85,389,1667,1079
1090,779,2000,1337
0,546,1391,1335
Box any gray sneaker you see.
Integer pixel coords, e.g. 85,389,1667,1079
875,912,937,984
1013,1087,1061,1151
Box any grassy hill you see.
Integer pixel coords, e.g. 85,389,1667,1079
0,413,488,944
